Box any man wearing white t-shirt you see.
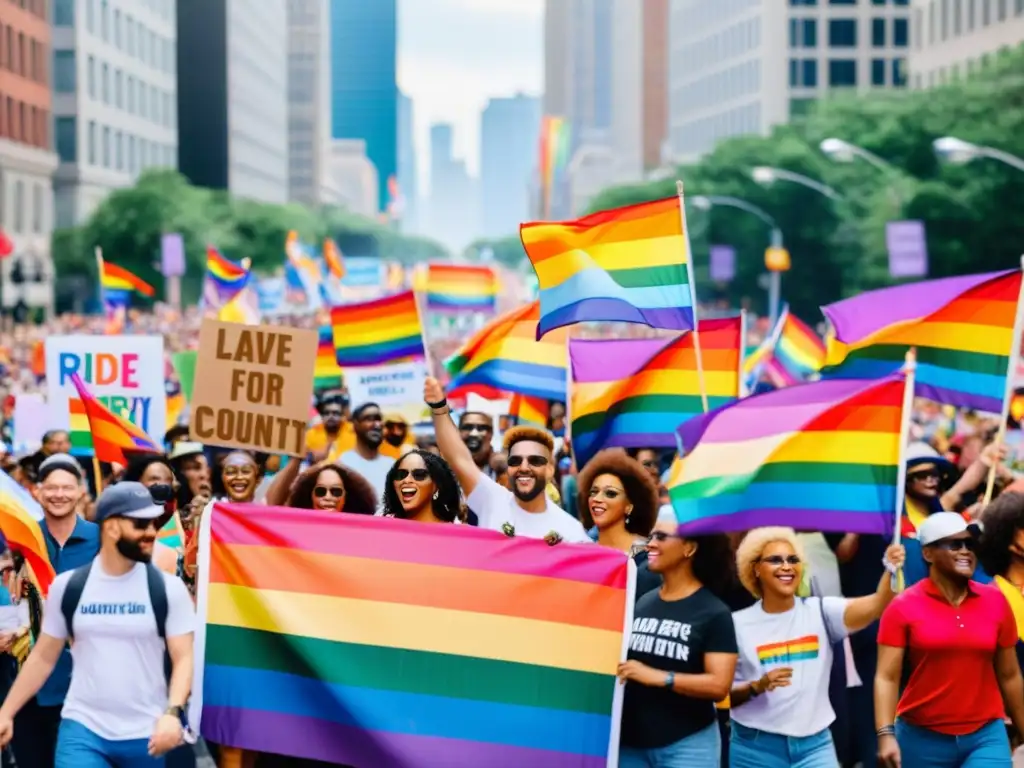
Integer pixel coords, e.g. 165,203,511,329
0,482,195,767
425,377,590,543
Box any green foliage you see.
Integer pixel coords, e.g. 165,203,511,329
52,170,450,308
463,235,530,269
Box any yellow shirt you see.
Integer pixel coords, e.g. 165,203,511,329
307,422,408,462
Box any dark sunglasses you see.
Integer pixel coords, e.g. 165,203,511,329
124,517,159,531
760,555,802,566
507,455,548,468
909,470,940,481
935,538,977,552
639,459,659,469
322,408,343,417
395,468,430,482
460,424,491,434
313,486,344,498
647,531,683,543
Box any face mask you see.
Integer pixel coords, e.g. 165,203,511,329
148,483,175,505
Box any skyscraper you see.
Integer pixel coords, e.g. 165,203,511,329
1,0,59,315
426,122,477,252
397,91,417,231
287,0,333,205
177,0,289,203
329,0,398,213
480,94,541,238
51,0,178,227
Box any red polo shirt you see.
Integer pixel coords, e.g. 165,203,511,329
878,578,1017,735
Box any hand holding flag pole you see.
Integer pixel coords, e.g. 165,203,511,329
891,348,917,592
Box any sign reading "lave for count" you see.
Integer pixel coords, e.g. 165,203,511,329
189,319,318,456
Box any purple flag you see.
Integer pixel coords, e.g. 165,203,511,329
709,245,736,282
885,220,928,278
161,233,185,277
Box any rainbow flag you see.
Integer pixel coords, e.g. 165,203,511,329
331,290,425,367
509,393,549,428
0,471,55,595
763,357,799,389
157,512,185,551
217,288,260,326
166,392,185,431
445,302,568,401
324,239,345,280
100,260,155,297
205,247,251,296
569,316,743,468
668,375,908,535
520,196,694,339
192,504,631,767
773,308,825,379
822,269,1022,413
315,326,343,390
69,373,161,464
426,264,498,312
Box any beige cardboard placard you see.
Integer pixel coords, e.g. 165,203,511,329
189,319,318,456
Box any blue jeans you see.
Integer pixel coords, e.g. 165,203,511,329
621,722,722,767
895,719,1010,767
730,722,837,768
56,719,164,768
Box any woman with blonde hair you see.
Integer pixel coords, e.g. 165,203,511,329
727,527,904,767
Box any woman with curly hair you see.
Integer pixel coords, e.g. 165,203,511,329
616,521,738,766
382,450,462,523
727,527,904,768
285,462,378,515
578,450,658,554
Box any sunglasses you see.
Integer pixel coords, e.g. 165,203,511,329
507,455,548,468
322,409,343,417
124,518,159,531
760,555,802,566
909,470,940,481
313,486,344,498
460,424,491,434
395,468,430,482
935,538,977,552
647,531,683,543
639,459,659,469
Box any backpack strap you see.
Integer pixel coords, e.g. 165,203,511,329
59,560,94,643
144,562,172,683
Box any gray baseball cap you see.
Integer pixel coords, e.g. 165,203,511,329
38,453,83,480
94,482,167,525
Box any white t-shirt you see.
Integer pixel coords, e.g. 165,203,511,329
339,450,391,503
466,474,591,543
731,596,849,738
41,558,196,741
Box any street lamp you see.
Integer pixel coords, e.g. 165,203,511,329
751,166,843,200
933,136,1024,173
689,195,786,325
819,138,896,173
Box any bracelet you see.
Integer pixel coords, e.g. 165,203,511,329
426,398,447,411
876,725,896,738
882,556,898,575
749,680,762,697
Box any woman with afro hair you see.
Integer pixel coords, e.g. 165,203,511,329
285,462,378,515
382,450,462,523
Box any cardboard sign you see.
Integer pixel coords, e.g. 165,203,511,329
189,319,318,456
346,361,427,409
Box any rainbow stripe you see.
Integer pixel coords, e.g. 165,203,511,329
510,393,549,428
68,373,161,464
206,247,250,293
100,261,155,297
763,357,799,389
193,504,630,767
426,264,498,312
822,269,1022,413
757,636,819,664
315,326,343,390
668,375,907,535
330,290,425,367
774,309,825,378
0,470,55,595
445,302,568,401
570,317,743,468
520,197,694,339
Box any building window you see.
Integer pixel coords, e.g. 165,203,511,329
126,15,134,56
1017,0,1024,15
829,0,857,4
128,135,136,174
894,17,909,45
54,0,74,26
55,117,76,163
872,17,886,45
983,0,991,23
127,75,135,113
102,126,111,167
54,50,76,93
32,183,43,234
829,18,858,46
115,130,123,171
87,55,95,97
101,0,109,41
941,0,950,37
893,57,907,85
789,0,818,4
114,10,122,48
872,58,887,84
999,0,1008,19
86,0,95,32
954,0,964,31
115,69,122,108
829,58,858,85
101,63,109,103
13,181,24,234
88,120,96,164
968,0,977,29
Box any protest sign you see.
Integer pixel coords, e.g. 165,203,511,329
346,361,427,408
45,335,166,455
189,319,317,456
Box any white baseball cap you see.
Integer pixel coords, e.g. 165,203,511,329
917,511,981,546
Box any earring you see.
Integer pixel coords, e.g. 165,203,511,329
433,491,439,500
626,505,633,524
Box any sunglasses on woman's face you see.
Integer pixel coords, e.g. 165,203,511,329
507,455,548,468
647,530,683,543
760,555,802,566
395,468,430,482
909,470,940,482
313,486,344,498
935,538,977,552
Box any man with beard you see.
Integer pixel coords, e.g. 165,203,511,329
9,454,99,768
305,395,355,460
425,378,589,543
381,413,414,459
0,482,195,765
339,402,391,501
459,412,495,472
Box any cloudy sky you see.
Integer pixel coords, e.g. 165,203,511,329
397,0,543,196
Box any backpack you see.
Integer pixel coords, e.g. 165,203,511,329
60,560,171,681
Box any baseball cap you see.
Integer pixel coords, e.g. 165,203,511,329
168,441,204,462
917,511,981,546
94,482,167,525
38,453,83,481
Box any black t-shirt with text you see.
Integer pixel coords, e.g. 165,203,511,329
620,587,738,749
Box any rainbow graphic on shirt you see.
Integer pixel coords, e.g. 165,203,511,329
756,635,820,664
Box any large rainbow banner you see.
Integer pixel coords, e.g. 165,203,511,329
192,504,633,767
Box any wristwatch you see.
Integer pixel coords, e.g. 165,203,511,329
749,680,762,698
663,672,675,689
165,705,183,718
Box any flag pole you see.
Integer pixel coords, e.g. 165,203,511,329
677,180,708,413
982,255,1024,506
892,348,917,591
412,290,435,378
